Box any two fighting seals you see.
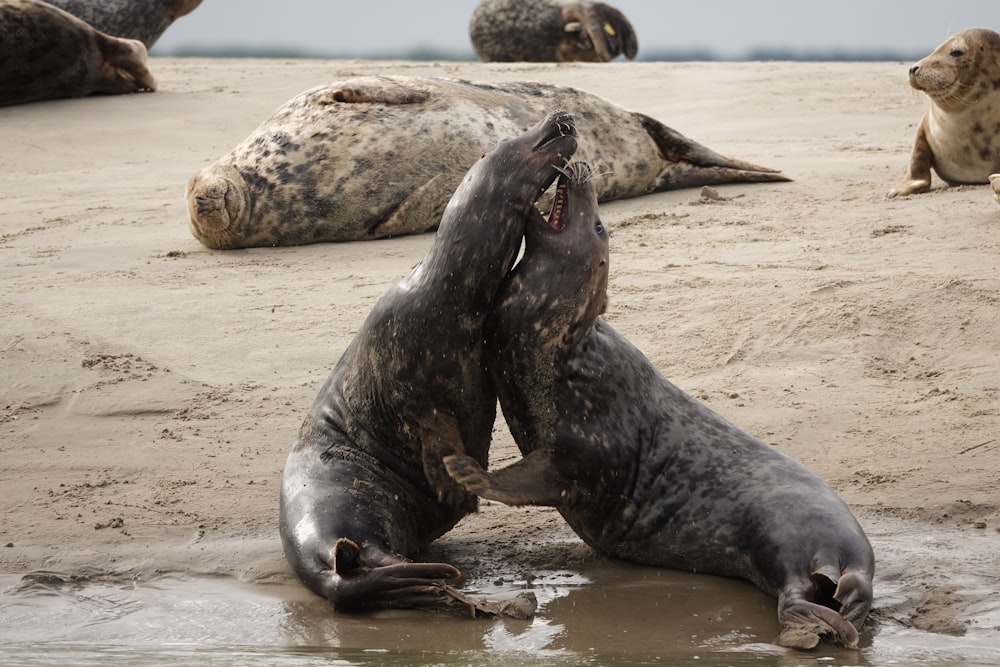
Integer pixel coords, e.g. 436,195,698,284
469,0,637,62
0,0,156,107
444,162,875,649
279,112,577,612
186,76,789,249
890,28,1000,198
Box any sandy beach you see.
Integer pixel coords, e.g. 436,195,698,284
1,59,998,663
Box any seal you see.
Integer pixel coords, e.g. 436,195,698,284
443,162,875,649
44,0,202,48
990,173,1000,204
0,0,156,108
278,111,578,612
889,28,1000,197
186,75,789,249
469,0,637,62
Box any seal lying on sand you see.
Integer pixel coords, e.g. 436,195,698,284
279,112,577,613
990,174,1000,204
186,75,789,249
0,0,156,107
44,0,202,48
444,162,875,649
469,0,637,62
889,28,1000,197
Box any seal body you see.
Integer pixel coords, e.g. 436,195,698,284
0,0,156,107
44,0,202,48
469,0,637,62
444,164,875,649
889,28,1000,197
186,75,788,249
279,112,578,611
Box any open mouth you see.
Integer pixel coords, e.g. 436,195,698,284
547,173,568,231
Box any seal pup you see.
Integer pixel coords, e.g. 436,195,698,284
186,75,789,249
0,0,156,107
469,0,637,62
279,112,578,612
443,162,875,649
44,0,202,48
889,28,1000,197
990,173,1000,204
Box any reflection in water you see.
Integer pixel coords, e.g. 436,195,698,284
2,550,1000,666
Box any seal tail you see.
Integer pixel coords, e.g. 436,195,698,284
636,113,791,190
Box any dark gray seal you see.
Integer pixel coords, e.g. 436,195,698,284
0,0,156,107
888,28,1000,197
186,75,789,249
279,111,578,612
44,0,202,48
444,162,875,649
469,0,637,62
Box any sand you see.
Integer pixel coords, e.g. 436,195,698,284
1,59,998,654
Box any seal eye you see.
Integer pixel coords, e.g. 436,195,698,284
949,48,965,57
595,221,606,236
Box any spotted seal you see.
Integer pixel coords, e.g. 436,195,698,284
469,0,637,62
186,75,788,249
0,0,156,107
44,0,202,48
889,28,1000,197
443,162,875,649
279,111,577,612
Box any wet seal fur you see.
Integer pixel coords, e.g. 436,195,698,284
0,0,156,107
44,0,202,48
469,0,637,62
279,112,578,614
889,28,1000,197
444,162,875,649
187,76,788,249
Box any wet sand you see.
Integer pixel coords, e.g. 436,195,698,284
1,59,998,665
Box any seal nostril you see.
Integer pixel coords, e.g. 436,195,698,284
909,65,920,76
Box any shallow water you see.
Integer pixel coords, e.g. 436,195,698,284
2,557,998,667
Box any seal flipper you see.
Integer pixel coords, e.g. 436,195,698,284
443,452,568,507
776,576,863,649
635,113,791,190
369,174,458,239
561,2,638,61
888,118,934,197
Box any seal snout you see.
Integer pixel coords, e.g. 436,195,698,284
537,110,577,150
185,171,246,248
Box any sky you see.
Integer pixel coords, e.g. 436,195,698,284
151,0,999,61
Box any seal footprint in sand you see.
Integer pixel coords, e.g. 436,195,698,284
186,75,789,249
444,161,874,649
0,0,156,107
279,112,578,613
469,0,638,62
889,28,1000,198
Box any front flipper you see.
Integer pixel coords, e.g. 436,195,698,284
443,452,567,507
561,2,638,62
369,174,457,239
888,118,933,197
313,77,430,106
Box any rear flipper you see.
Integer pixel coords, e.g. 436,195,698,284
324,538,535,618
561,2,638,62
636,113,791,190
777,568,873,649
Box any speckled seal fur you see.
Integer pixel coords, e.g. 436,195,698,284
444,163,875,650
469,0,637,62
0,0,156,107
279,112,577,612
186,75,789,249
44,0,202,48
889,28,1000,197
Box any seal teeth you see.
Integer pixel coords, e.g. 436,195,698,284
548,176,568,231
